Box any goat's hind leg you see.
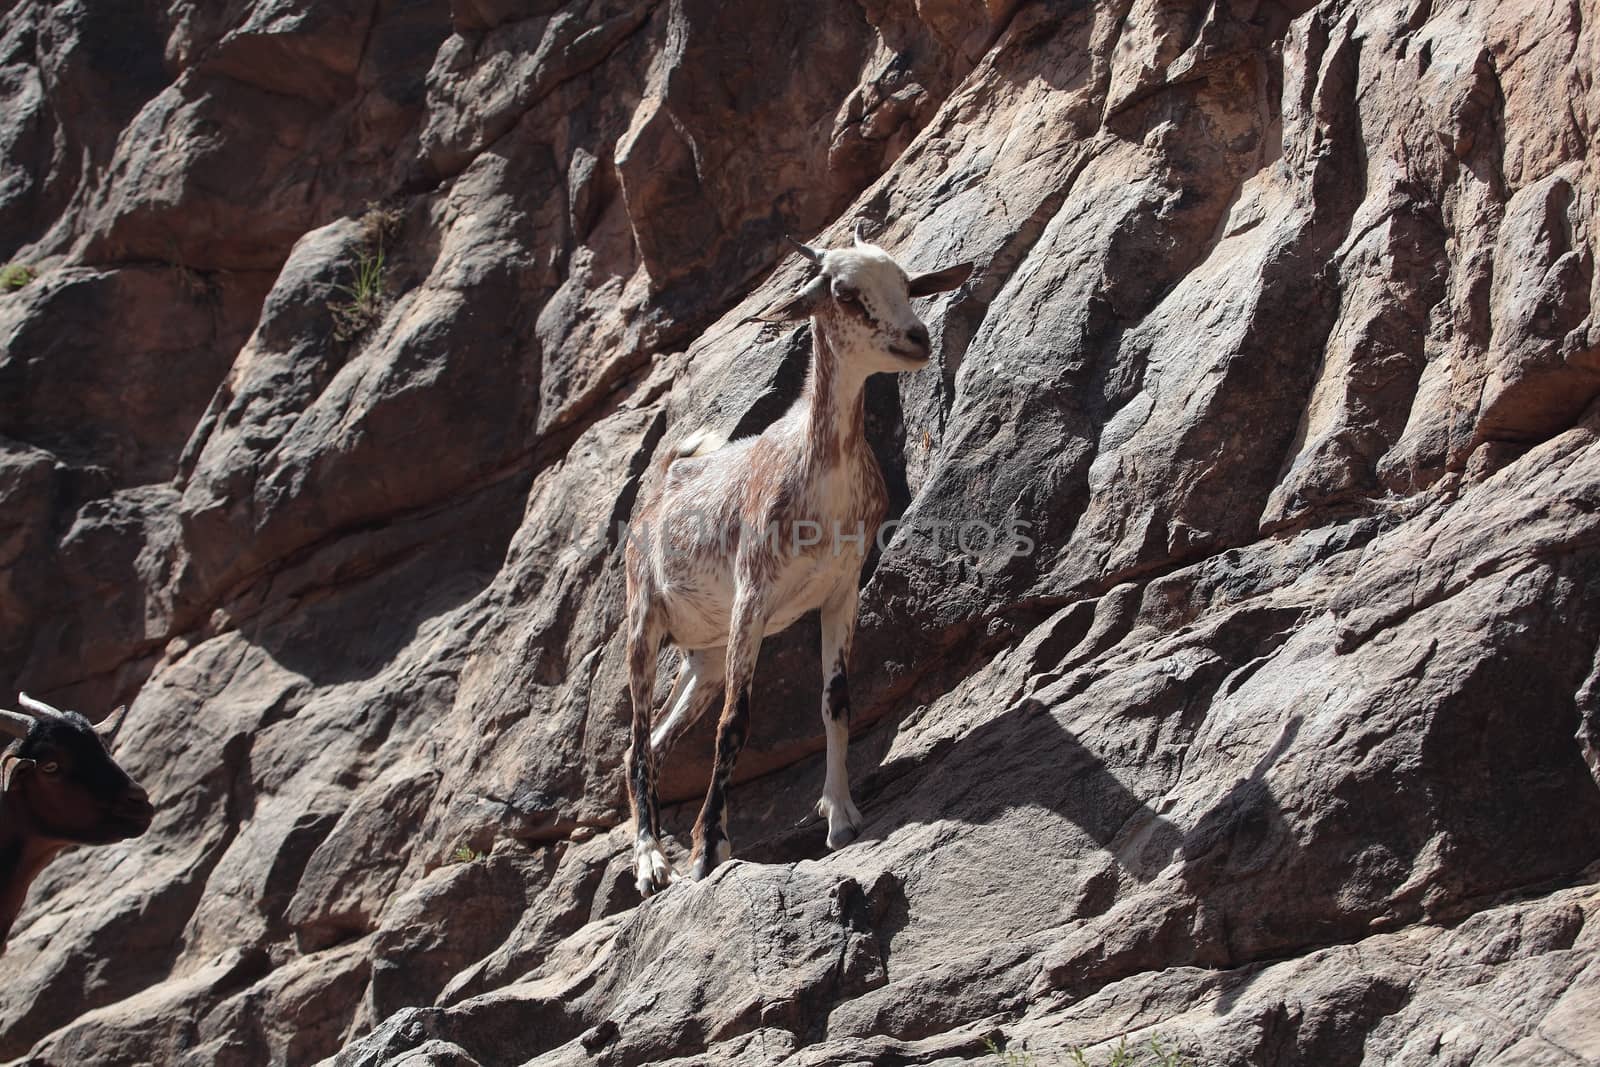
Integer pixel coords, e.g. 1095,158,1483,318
690,599,764,881
625,604,674,897
650,647,726,761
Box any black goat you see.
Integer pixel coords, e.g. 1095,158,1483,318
0,693,154,949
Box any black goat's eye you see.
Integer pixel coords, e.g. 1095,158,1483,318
40,761,59,774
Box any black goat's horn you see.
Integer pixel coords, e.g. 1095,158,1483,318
17,693,66,720
95,705,130,741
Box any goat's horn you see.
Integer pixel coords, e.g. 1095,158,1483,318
853,220,872,247
17,692,66,720
0,709,32,739
784,234,822,265
95,705,129,741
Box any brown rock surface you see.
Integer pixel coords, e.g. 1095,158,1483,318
2,0,1599,1064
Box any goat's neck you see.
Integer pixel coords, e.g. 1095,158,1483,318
802,326,870,466
0,798,63,949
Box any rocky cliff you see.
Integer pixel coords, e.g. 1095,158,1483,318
2,0,1599,1063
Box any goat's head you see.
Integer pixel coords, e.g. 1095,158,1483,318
763,223,973,371
0,694,154,845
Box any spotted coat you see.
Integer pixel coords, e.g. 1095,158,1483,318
622,233,973,894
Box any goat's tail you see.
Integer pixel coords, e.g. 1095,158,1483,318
658,427,727,472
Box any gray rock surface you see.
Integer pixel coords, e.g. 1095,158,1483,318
1,0,1599,1063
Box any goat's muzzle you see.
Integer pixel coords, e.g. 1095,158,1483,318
108,784,155,838
891,324,932,364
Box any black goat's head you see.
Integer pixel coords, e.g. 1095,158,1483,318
1,694,154,845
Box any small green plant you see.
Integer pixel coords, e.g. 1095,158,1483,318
985,1034,1191,1067
1145,1036,1189,1067
1,264,37,291
327,201,403,341
328,243,387,341
985,1037,1037,1067
1064,1036,1194,1067
450,844,484,864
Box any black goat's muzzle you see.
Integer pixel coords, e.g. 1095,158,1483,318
108,785,155,837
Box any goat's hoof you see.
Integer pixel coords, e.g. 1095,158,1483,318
826,823,861,850
688,839,731,881
817,795,863,850
634,843,675,898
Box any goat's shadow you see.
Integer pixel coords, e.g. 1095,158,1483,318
656,663,1296,868
649,642,1303,991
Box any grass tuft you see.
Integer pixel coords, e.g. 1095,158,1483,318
450,844,485,864
987,1034,1194,1066
328,243,387,341
1,264,37,291
359,200,404,246
985,1038,1037,1067
327,201,404,342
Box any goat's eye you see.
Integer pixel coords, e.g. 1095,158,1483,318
40,761,59,775
836,288,859,305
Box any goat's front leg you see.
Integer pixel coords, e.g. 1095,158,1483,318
818,584,864,849
689,595,764,881
625,603,673,897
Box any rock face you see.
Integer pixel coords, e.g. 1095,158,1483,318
2,0,1599,1063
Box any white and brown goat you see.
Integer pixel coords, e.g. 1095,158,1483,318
0,693,154,949
623,226,972,894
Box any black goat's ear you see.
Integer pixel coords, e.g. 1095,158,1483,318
908,261,975,297
748,275,827,324
1,756,35,793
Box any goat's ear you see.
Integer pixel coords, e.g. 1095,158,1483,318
750,275,827,324
95,705,129,743
908,261,974,297
1,756,35,793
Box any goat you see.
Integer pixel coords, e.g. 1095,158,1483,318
0,693,154,948
623,224,973,895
